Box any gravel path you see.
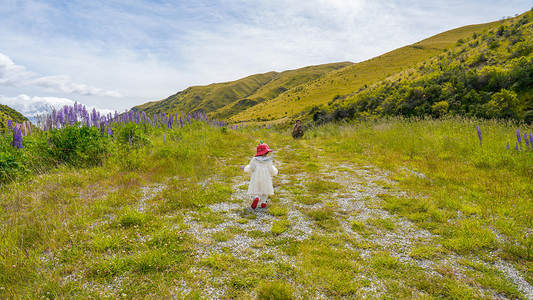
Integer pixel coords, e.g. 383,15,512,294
170,144,533,299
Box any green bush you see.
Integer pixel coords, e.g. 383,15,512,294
113,122,151,149
0,150,27,184
44,125,107,167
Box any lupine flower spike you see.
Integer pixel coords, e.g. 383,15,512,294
476,126,482,146
517,129,522,149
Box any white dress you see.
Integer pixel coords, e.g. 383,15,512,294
244,156,278,195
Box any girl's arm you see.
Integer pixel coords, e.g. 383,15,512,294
243,158,255,173
269,162,278,176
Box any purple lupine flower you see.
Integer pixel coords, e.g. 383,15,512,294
515,143,519,150
530,133,533,149
7,119,12,130
45,115,52,131
476,126,482,146
100,123,106,137
167,114,173,128
107,127,113,136
525,133,530,148
91,108,98,127
25,121,31,135
10,125,23,149
517,129,522,146
10,127,16,147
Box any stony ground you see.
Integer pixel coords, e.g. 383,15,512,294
153,143,533,299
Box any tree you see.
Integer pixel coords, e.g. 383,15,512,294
485,89,520,118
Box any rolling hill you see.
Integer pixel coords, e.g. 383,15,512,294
132,62,352,118
229,21,502,124
310,10,533,123
133,10,532,125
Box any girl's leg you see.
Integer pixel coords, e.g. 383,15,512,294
251,195,260,209
260,195,268,208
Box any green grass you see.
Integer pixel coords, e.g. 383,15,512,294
1,116,533,298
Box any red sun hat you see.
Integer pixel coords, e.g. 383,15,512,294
255,143,273,156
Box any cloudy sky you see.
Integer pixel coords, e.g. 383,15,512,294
0,0,531,119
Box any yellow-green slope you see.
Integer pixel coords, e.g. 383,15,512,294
133,62,352,117
229,21,499,123
0,104,27,131
210,62,352,120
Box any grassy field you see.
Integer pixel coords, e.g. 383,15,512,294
1,117,532,299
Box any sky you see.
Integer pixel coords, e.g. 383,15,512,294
0,0,531,120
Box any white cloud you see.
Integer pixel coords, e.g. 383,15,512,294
0,53,36,86
32,75,122,97
0,53,122,98
0,94,115,119
0,0,531,114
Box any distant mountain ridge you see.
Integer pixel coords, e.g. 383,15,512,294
133,9,532,124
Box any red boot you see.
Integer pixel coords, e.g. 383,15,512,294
251,197,259,209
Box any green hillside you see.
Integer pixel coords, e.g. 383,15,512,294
0,104,27,131
230,21,501,123
132,62,352,117
133,10,532,125
310,10,533,123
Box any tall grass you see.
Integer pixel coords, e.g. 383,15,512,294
1,115,532,298
308,116,533,259
0,115,257,298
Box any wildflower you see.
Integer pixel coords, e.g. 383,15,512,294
506,142,510,150
525,133,530,148
476,126,482,146
7,119,12,130
10,125,23,149
24,121,31,135
517,129,522,146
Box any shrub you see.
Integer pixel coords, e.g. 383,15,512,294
523,110,533,124
45,125,107,167
113,122,151,149
0,150,27,184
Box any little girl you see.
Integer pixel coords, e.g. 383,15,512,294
243,142,278,209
